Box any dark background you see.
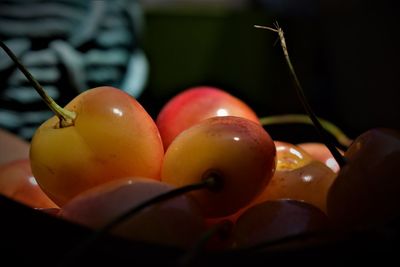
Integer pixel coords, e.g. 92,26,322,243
0,0,398,144
138,0,400,145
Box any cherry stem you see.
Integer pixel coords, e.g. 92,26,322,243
0,40,76,128
57,176,220,267
254,23,346,168
179,220,233,266
259,114,353,148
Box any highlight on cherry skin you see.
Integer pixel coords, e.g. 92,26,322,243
156,86,260,150
327,128,400,229
0,159,58,209
250,141,337,213
30,86,164,206
60,177,206,248
161,116,276,218
233,199,329,248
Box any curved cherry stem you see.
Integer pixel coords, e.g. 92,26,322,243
0,40,76,128
57,176,221,267
254,23,346,168
259,114,353,148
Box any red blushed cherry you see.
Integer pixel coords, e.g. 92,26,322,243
327,128,400,229
0,159,57,209
60,177,206,248
156,86,260,150
161,116,276,218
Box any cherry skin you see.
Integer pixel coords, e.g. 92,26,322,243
298,142,342,173
161,116,276,218
233,199,328,248
30,86,164,206
0,159,57,208
327,128,400,229
251,141,337,213
0,128,29,165
156,86,260,150
60,177,205,248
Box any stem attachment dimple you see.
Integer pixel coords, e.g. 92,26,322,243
202,170,224,192
0,40,76,128
255,23,347,168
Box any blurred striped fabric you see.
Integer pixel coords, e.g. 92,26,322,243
0,0,148,140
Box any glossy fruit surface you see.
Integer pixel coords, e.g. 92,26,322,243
233,199,328,248
273,141,313,170
327,128,400,228
60,177,205,248
161,116,276,218
30,86,164,206
298,142,341,173
252,141,337,212
0,159,57,208
156,86,260,149
0,128,29,165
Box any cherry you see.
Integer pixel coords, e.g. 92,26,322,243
327,128,400,229
0,40,164,206
297,142,343,173
161,116,276,218
251,141,337,213
30,86,164,206
0,159,57,208
60,177,205,248
233,199,328,248
156,86,260,150
0,128,29,166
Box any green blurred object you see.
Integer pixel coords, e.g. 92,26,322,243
140,8,300,119
140,5,400,145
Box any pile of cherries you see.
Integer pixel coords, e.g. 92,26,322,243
1,33,400,263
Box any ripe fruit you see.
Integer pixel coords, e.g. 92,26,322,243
327,128,400,228
60,177,205,248
298,142,342,173
0,128,29,165
156,86,260,150
252,141,337,212
0,41,165,207
0,159,57,208
161,116,276,218
30,86,164,206
233,199,328,248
